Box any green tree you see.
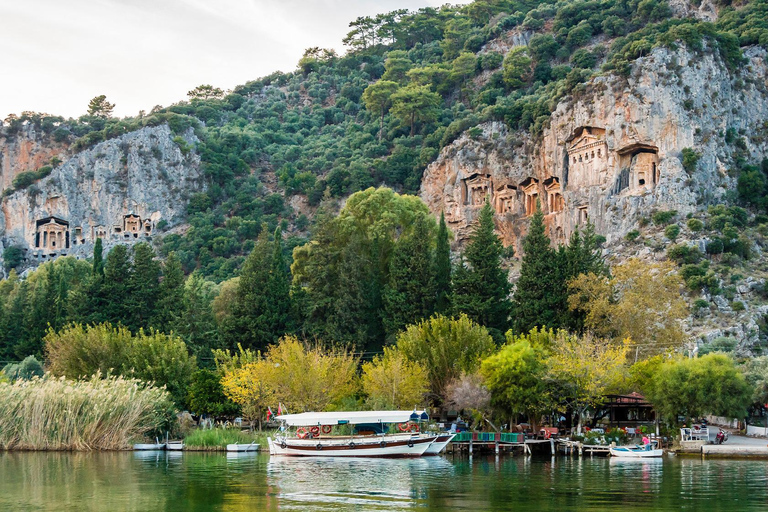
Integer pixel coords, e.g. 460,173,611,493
397,314,495,404
381,50,412,84
178,272,219,360
511,203,560,334
187,369,240,417
102,245,132,325
362,80,400,141
382,214,436,337
481,329,553,427
452,202,511,339
126,243,160,331
390,85,442,136
502,47,533,89
152,252,185,333
86,95,115,118
187,84,224,100
644,353,752,423
434,212,452,314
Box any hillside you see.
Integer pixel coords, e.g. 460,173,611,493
1,0,768,354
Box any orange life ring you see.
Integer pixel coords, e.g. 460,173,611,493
398,423,411,432
321,425,332,434
296,427,308,439
410,424,420,432
309,426,320,436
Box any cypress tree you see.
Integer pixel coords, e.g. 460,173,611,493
152,251,185,333
179,271,219,361
102,244,132,325
434,211,452,314
511,202,561,333
382,214,436,337
559,221,606,331
126,243,161,331
267,227,293,338
92,238,104,276
452,201,512,339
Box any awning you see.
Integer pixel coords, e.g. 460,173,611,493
276,410,429,427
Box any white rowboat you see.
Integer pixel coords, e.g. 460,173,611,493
609,445,663,458
133,443,166,450
226,442,260,452
166,441,184,451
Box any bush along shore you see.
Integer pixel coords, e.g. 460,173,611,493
0,374,173,451
182,429,270,451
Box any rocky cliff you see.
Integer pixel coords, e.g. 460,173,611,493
0,124,203,269
0,124,69,193
421,44,768,253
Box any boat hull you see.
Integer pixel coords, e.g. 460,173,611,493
226,443,260,452
166,443,184,451
424,434,456,455
268,434,436,458
133,444,166,451
609,446,663,458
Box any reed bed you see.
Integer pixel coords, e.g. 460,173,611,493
0,374,173,451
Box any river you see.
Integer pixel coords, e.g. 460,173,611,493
1,451,767,511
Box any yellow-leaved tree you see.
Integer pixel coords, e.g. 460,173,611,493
266,336,358,413
569,258,688,359
547,331,629,434
220,359,275,430
361,347,429,409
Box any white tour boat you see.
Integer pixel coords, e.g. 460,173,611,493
609,444,663,458
269,410,438,458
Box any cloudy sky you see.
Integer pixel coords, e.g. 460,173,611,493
0,0,470,120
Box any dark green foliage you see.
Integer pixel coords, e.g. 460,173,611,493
3,246,24,270
126,243,161,332
687,218,704,232
664,224,681,240
434,212,452,314
152,252,185,333
667,244,703,265
382,215,436,337
452,202,512,340
652,210,677,226
625,229,640,242
187,369,240,417
738,166,767,206
681,148,700,174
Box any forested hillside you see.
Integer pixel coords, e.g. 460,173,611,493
2,0,768,368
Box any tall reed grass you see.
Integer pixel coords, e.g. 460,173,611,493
0,374,173,451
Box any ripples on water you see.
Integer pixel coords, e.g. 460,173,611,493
1,451,767,511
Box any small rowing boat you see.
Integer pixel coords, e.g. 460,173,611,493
133,437,166,450
226,442,260,452
166,441,184,451
609,444,663,458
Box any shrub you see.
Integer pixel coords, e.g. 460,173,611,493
625,229,640,242
2,245,24,270
667,244,703,265
693,299,710,313
2,356,44,381
187,369,240,418
45,323,197,406
687,218,704,232
681,148,700,174
0,374,173,450
706,238,724,255
732,301,746,312
665,224,681,240
652,210,677,226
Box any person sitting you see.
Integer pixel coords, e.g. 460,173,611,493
642,435,650,446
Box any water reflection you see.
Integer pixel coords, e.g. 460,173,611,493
1,452,768,511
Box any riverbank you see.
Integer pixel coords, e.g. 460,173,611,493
181,428,270,451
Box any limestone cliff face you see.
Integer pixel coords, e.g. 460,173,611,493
0,124,202,267
421,45,768,253
0,124,69,193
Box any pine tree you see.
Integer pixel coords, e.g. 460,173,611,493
126,243,161,331
510,202,561,334
434,211,452,314
382,214,436,337
152,251,185,333
452,202,511,339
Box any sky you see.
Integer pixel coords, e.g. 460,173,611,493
0,0,471,120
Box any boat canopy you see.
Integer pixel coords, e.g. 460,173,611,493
276,410,429,427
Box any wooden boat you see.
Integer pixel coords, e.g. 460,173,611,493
166,441,184,451
226,442,260,452
424,433,456,455
609,444,663,458
269,410,437,458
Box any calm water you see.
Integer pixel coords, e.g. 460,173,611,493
1,451,767,511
